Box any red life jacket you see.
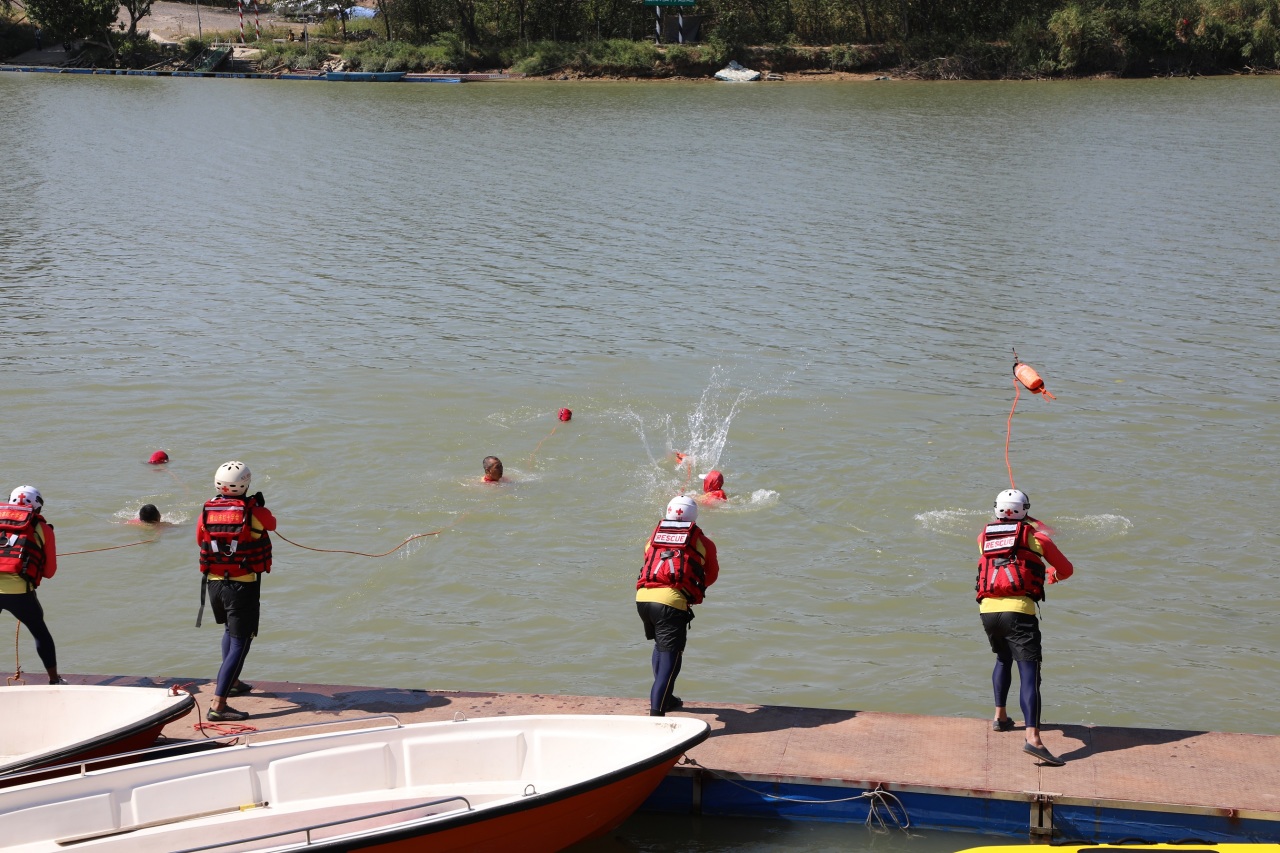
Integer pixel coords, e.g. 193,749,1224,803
0,505,48,588
975,519,1046,602
199,497,272,576
637,520,709,604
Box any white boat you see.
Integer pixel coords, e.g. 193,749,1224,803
0,684,195,782
714,60,761,81
0,712,710,852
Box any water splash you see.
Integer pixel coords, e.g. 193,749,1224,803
618,367,781,502
676,367,755,476
916,508,1132,541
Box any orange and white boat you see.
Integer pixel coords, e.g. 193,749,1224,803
0,684,195,783
0,712,709,852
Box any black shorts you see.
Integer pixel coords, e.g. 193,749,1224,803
637,601,693,653
210,579,261,639
981,611,1042,662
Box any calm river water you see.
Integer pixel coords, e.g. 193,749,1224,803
1,71,1278,851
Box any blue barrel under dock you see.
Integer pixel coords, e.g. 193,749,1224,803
61,675,1280,844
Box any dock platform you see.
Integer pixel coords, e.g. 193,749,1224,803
64,674,1280,844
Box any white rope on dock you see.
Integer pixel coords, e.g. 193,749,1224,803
677,756,912,830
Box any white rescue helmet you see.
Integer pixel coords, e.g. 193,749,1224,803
665,495,698,523
9,485,43,512
993,488,1030,520
215,461,252,496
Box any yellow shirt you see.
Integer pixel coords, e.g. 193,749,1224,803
636,586,688,610
0,573,30,594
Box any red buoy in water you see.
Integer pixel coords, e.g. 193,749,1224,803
1014,362,1056,400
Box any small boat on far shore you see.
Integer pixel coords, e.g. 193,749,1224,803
0,712,710,852
714,60,761,81
325,70,407,82
0,684,195,783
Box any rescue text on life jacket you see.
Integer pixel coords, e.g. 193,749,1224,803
0,504,48,588
637,520,709,605
975,519,1046,602
199,497,272,577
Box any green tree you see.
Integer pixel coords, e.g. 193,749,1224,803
120,0,153,39
26,0,120,46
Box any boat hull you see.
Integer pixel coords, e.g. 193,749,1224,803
0,713,710,852
0,684,195,784
310,751,676,852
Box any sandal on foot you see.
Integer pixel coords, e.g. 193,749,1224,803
1023,742,1064,766
992,717,1016,732
228,681,253,697
207,706,248,722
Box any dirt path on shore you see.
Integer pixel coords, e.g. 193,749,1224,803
140,0,291,43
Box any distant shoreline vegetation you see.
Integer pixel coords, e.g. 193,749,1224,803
2,0,1278,78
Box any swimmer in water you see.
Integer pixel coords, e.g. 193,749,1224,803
699,470,727,504
126,504,166,525
482,456,504,483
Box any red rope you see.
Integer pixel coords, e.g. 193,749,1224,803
524,423,560,466
1005,376,1021,490
274,526,450,558
8,622,22,685
62,536,158,556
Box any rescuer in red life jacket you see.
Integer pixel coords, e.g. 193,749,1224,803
699,470,727,504
0,486,64,685
976,488,1074,766
636,495,720,716
197,461,277,722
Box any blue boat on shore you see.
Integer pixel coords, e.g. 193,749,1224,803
325,70,406,82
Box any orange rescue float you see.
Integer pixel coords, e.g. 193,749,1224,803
1014,361,1056,399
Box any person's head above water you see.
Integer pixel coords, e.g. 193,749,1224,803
700,470,727,503
482,456,504,482
138,504,161,524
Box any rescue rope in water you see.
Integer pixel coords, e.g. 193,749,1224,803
524,407,573,467
62,535,159,556
274,528,447,558
1004,349,1056,490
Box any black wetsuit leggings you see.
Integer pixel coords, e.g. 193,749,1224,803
217,631,253,698
993,657,1042,728
0,591,57,672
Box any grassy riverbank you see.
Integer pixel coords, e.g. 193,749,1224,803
3,0,1278,79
